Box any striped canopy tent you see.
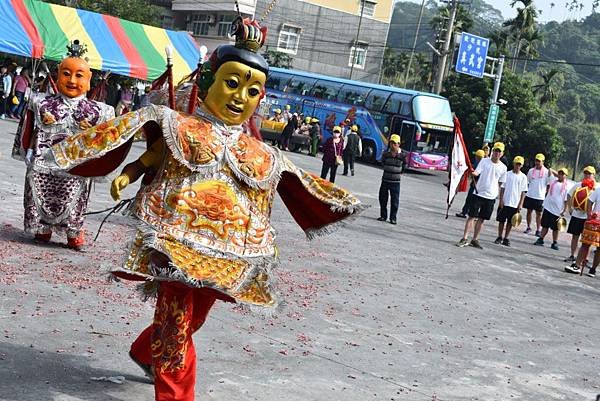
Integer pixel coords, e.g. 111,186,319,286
0,0,200,83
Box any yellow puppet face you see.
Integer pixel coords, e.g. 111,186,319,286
57,57,92,98
204,61,266,126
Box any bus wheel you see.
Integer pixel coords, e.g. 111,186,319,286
361,141,376,163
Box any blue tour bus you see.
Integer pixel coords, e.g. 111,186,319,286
260,67,454,170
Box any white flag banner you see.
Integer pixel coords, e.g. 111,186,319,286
446,117,471,217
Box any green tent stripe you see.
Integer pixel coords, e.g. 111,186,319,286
24,0,69,61
119,20,164,80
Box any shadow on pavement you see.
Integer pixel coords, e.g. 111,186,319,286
0,342,150,401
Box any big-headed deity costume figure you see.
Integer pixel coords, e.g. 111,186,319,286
12,40,115,249
39,18,364,401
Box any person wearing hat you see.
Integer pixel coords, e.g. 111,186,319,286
377,134,405,224
456,149,486,218
565,183,600,276
342,124,362,176
533,167,570,250
456,142,507,249
297,115,312,153
282,104,292,123
320,125,344,183
279,111,298,151
494,156,528,246
524,153,552,236
309,117,321,156
564,166,597,262
270,107,284,122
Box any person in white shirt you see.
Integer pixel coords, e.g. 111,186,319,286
456,142,507,249
494,156,528,246
533,167,569,250
565,184,600,276
523,153,552,236
564,166,596,263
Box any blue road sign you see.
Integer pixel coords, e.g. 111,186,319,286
455,32,490,78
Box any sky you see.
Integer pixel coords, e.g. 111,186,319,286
400,0,597,23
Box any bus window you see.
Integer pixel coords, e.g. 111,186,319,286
309,80,341,100
413,130,450,154
337,84,369,106
383,93,413,115
286,76,317,95
265,71,291,92
364,89,391,112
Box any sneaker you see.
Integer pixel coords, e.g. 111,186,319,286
524,227,532,234
0,114,5,119
351,170,355,176
535,230,541,237
469,239,483,249
494,236,503,244
564,263,581,274
564,255,576,262
502,238,511,247
455,213,467,218
129,351,155,383
550,242,559,251
533,238,544,246
455,238,469,247
586,267,596,278
389,219,397,225
377,217,386,222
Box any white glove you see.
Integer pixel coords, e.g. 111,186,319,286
25,149,34,166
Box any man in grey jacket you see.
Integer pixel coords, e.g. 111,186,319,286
377,134,405,225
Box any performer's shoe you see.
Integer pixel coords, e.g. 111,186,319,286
587,267,596,278
34,233,52,243
129,351,155,383
67,232,85,250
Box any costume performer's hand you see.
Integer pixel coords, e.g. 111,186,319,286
111,174,130,201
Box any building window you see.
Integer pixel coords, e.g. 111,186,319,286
277,24,301,55
349,44,368,69
218,15,235,37
160,15,174,30
189,14,209,36
360,0,376,17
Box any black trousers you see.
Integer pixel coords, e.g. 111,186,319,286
321,162,338,183
343,152,355,175
379,181,400,221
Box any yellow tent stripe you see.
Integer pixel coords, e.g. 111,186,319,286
143,24,189,83
49,4,103,70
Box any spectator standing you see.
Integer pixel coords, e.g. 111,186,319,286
282,104,292,123
456,142,507,249
280,112,298,151
524,154,551,236
320,126,343,183
377,134,405,225
533,168,569,250
269,108,284,122
342,125,362,176
309,117,321,156
564,166,597,262
0,66,12,119
132,86,151,111
456,149,485,218
9,68,31,119
494,156,528,246
115,82,134,115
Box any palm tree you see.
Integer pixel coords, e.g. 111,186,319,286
533,69,563,106
488,29,510,57
519,27,543,73
503,0,539,71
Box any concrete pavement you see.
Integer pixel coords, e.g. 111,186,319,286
0,117,599,401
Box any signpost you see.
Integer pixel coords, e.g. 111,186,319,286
483,104,499,143
455,32,490,78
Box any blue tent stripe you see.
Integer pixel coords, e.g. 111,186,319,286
166,30,198,72
0,0,34,58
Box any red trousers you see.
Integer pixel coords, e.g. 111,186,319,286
130,282,218,401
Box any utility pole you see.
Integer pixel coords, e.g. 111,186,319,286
349,0,366,80
403,0,426,87
433,0,458,94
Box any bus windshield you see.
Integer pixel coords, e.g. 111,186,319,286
413,95,453,129
412,127,450,155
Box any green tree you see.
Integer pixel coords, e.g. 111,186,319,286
519,27,543,72
503,0,539,71
532,68,563,106
262,48,293,69
45,0,162,26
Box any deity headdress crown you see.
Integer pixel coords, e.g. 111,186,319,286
66,39,88,58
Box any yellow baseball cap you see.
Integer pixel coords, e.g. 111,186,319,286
583,166,596,175
333,126,342,133
285,104,291,110
492,142,505,152
558,167,569,175
389,134,401,144
513,156,524,165
310,117,319,123
305,116,311,123
535,153,545,161
274,108,281,114
474,149,485,158
351,125,358,132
